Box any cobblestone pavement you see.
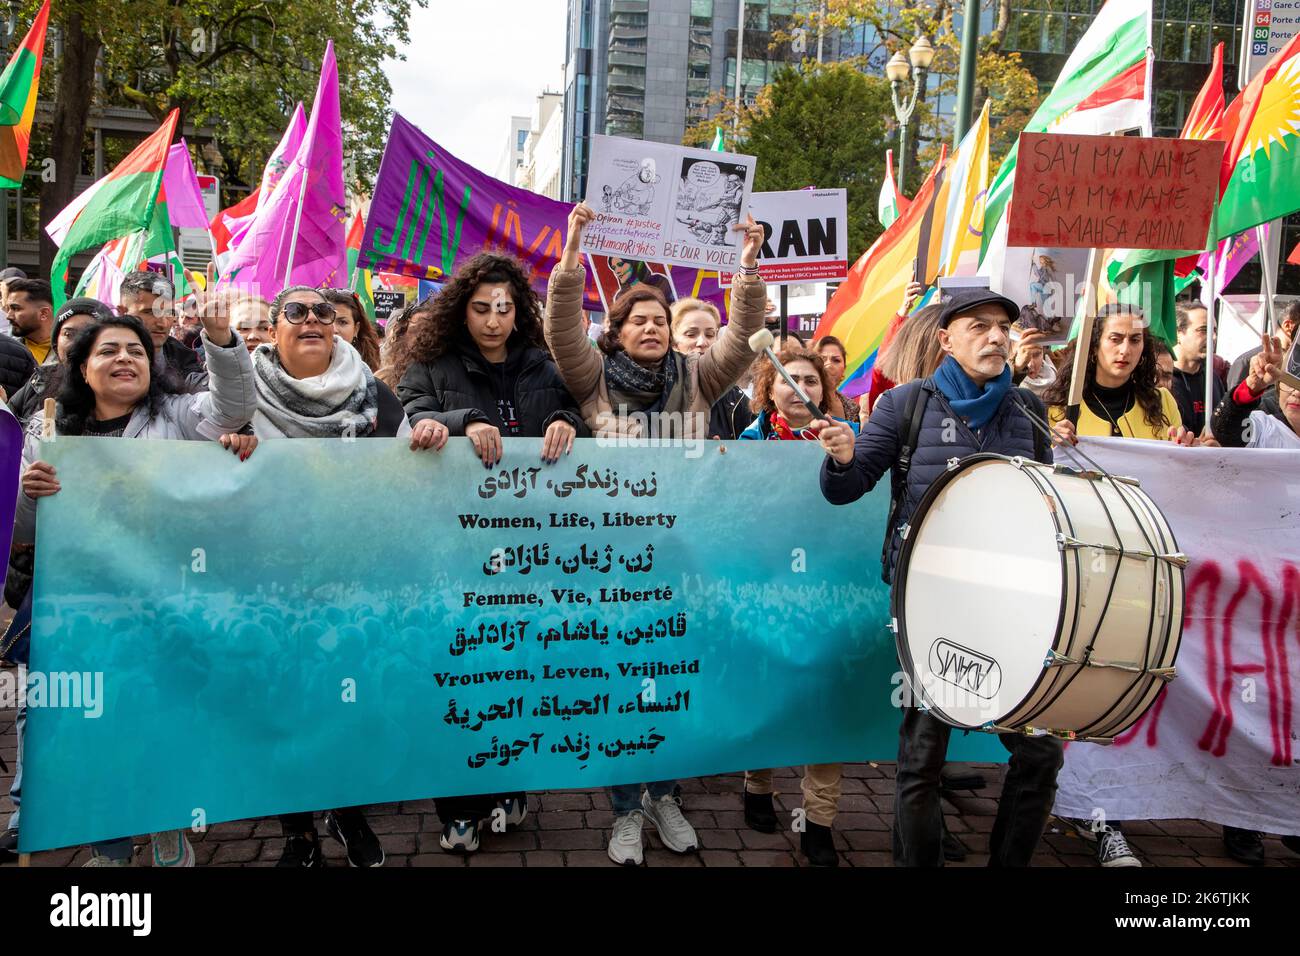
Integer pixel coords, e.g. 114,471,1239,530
2,704,1296,869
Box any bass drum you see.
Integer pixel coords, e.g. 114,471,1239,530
892,454,1184,742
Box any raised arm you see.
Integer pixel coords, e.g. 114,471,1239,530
178,307,257,440
695,215,767,406
544,202,604,411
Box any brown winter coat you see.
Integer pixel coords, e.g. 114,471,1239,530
544,265,767,438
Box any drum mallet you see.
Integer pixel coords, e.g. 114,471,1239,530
748,328,825,421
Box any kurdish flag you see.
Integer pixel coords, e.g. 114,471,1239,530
1216,31,1300,238
0,0,50,188
346,210,376,322
814,158,947,397
48,110,180,307
980,0,1151,262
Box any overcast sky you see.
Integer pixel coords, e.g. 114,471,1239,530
385,1,569,176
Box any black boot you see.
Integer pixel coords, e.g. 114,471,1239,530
801,821,840,867
0,828,17,864
743,790,778,833
1222,826,1264,866
942,817,967,862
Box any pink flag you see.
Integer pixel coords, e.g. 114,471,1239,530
256,103,306,214
163,140,210,230
1198,225,1265,307
219,45,345,295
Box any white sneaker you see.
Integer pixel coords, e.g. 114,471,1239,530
83,851,132,867
641,790,698,853
607,811,645,866
151,830,195,867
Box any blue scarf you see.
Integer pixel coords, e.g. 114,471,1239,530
932,355,1011,433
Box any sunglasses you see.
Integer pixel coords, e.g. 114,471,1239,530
280,302,337,325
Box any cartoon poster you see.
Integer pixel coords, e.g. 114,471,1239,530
586,254,677,312
581,134,756,272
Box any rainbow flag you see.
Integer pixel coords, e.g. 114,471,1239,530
346,210,376,322
47,110,179,307
0,0,50,188
813,159,947,398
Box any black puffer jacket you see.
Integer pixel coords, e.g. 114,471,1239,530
397,336,589,438
708,385,755,440
0,334,36,399
6,363,56,424
821,377,1052,582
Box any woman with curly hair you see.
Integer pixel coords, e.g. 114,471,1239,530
394,252,588,471
320,288,382,372
1044,304,1192,444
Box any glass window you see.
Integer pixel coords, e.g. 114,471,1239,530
1044,13,1066,54
1161,22,1185,60
1186,22,1209,62
691,0,712,16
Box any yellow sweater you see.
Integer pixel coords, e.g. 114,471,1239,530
1048,387,1183,441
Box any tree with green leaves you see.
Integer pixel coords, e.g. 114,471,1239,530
30,0,425,273
773,0,1042,167
739,63,895,260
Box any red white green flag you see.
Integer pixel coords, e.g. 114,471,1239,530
48,110,180,306
0,0,50,188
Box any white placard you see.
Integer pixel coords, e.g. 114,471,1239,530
1053,438,1300,834
720,189,848,287
581,134,756,272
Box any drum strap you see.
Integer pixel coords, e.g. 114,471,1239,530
882,383,933,583
1009,389,1052,464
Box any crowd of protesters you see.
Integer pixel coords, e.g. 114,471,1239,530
0,217,1297,869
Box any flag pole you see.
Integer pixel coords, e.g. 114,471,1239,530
282,166,310,289
1204,205,1219,436
1256,222,1277,334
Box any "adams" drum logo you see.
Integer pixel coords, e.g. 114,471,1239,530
928,639,1002,699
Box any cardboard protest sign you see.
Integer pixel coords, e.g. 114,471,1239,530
1007,133,1224,250
581,134,756,271
719,189,848,287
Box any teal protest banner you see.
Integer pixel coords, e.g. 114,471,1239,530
20,438,1001,851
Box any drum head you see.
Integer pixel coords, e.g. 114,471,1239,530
898,459,1064,728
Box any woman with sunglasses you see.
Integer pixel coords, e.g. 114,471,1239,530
321,288,382,372
239,286,448,867
248,286,441,445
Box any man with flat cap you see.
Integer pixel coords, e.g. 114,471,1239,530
813,285,1063,867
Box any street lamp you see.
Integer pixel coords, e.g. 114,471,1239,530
887,36,935,196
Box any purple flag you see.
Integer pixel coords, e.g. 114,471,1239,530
219,45,346,295
163,140,210,230
1199,225,1265,303
359,113,731,316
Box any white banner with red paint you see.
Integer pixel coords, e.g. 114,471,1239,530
1053,438,1300,833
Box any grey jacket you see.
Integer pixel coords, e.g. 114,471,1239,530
15,330,257,544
